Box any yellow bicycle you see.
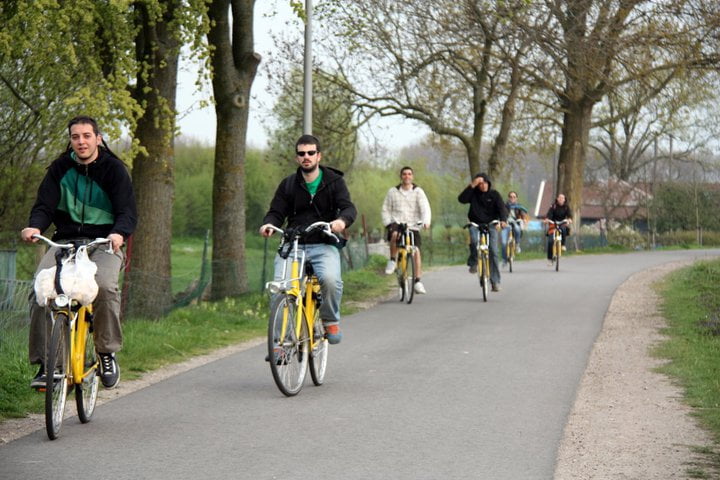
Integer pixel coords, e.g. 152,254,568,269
33,234,111,440
264,222,336,396
548,219,569,272
466,221,499,302
394,222,422,304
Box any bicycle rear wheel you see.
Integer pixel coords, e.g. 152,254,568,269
308,307,328,386
75,315,99,423
405,252,416,304
268,295,309,396
45,313,70,440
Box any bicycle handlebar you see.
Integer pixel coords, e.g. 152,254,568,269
32,234,113,253
464,220,501,229
264,222,340,243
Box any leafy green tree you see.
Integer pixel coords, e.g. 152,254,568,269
266,69,360,174
653,183,720,233
0,0,138,246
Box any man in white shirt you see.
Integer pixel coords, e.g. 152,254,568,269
380,166,432,294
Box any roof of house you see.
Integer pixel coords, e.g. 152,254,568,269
534,179,651,221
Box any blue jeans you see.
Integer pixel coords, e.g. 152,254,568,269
273,243,343,325
467,225,501,286
500,222,522,262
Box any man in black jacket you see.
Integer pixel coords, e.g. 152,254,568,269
21,116,137,389
259,135,357,344
458,173,507,291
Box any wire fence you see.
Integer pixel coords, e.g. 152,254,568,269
1,228,693,327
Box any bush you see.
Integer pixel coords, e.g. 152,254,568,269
606,227,646,249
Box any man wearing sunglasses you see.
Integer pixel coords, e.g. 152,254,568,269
259,135,357,345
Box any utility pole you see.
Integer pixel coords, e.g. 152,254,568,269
303,0,313,135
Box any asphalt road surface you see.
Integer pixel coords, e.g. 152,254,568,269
1,249,718,480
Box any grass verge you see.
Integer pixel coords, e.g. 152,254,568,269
653,258,720,477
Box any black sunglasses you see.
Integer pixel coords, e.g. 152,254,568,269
296,150,317,157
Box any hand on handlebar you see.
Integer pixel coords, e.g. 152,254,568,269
259,223,277,237
329,219,346,234
20,227,41,243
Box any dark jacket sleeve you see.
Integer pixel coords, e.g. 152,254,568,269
262,175,293,227
28,162,63,232
458,186,474,204
108,157,137,239
333,177,357,228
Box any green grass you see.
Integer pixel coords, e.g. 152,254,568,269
653,259,720,477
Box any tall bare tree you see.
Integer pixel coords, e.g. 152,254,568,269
206,0,260,299
126,0,209,317
321,0,531,179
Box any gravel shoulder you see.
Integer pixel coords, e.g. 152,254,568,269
554,260,714,479
2,261,715,479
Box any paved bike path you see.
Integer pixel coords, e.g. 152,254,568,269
1,249,718,480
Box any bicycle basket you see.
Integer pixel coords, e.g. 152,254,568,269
34,246,99,306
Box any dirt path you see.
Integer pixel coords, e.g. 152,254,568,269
2,261,715,480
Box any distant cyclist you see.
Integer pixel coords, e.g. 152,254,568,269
458,173,507,291
380,166,432,294
259,134,357,344
501,191,529,265
543,193,573,266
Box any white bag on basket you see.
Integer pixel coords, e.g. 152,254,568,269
34,246,99,306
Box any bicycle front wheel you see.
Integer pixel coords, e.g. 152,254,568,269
396,252,407,302
268,295,309,396
308,307,328,386
45,313,70,440
479,254,489,302
555,240,561,272
75,316,99,423
507,238,515,273
405,252,416,304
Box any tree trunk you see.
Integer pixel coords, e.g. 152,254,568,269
125,1,180,318
207,0,260,299
557,99,594,228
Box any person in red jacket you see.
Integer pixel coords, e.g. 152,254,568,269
21,116,137,390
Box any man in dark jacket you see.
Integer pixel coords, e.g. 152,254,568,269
458,173,508,291
21,116,137,389
259,134,357,344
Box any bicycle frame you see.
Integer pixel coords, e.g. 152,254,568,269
47,301,95,387
547,219,568,271
264,222,335,395
33,234,110,439
396,228,416,278
271,244,319,356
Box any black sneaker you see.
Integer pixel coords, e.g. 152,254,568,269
98,352,120,389
30,364,46,389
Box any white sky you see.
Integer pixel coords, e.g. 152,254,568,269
175,2,425,152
